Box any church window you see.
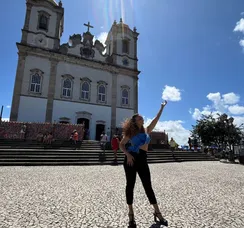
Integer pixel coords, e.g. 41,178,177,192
121,86,130,106
97,81,107,103
61,76,73,99
37,11,50,31
81,81,90,100
29,69,43,94
30,73,41,93
122,40,129,54
98,85,106,102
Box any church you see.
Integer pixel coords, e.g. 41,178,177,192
10,0,140,140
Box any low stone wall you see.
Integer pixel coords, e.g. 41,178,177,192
0,121,84,140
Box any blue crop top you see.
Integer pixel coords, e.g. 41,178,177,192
127,133,151,153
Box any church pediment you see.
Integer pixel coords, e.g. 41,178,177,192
59,22,109,63
59,35,107,62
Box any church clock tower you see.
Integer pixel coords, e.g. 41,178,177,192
21,0,64,50
105,18,139,70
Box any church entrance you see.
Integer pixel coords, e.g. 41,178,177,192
77,118,90,139
96,124,105,141
77,118,89,129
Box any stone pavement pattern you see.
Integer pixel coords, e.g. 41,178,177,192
0,162,244,228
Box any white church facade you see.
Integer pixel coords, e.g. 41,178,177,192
10,0,140,140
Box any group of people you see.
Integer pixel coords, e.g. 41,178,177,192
36,132,54,144
100,132,120,163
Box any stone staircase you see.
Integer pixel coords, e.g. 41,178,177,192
0,139,217,165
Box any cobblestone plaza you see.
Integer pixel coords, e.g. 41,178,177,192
0,161,243,228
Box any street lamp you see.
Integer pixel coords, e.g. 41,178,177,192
0,105,3,122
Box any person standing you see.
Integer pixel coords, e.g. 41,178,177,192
100,131,108,152
20,124,26,140
111,135,119,163
188,137,192,151
120,101,168,227
73,130,79,150
169,137,176,157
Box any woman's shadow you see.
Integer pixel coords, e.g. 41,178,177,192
149,222,164,228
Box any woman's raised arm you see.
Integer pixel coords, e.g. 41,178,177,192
146,101,167,134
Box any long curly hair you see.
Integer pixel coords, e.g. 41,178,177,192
122,114,145,138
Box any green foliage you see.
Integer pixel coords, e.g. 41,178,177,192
191,113,243,148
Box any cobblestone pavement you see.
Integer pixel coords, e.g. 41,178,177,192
0,161,244,228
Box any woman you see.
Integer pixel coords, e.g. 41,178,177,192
111,135,119,162
73,130,79,149
120,101,168,227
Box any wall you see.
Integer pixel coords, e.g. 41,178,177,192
0,121,83,140
27,33,55,49
21,55,51,98
116,74,135,108
116,108,134,128
18,96,47,122
55,62,113,105
52,100,111,140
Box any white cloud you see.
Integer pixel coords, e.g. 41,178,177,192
144,118,190,145
192,108,201,120
233,116,244,127
234,18,244,33
191,107,220,121
162,85,181,102
190,92,244,127
204,92,240,114
6,105,11,109
96,32,108,45
239,39,244,49
1,118,9,122
228,105,244,115
222,92,240,104
241,12,244,16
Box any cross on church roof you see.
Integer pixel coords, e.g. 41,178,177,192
84,21,94,32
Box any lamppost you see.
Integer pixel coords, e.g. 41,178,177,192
226,117,234,162
0,105,3,122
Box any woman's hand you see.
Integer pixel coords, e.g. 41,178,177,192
126,153,134,166
161,100,167,108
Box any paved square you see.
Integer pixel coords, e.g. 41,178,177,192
0,161,243,228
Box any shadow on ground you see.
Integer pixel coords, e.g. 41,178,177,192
149,222,166,227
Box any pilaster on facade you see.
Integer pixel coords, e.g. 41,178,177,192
10,53,27,121
110,73,118,136
45,58,59,122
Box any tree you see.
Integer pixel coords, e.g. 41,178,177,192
192,113,243,162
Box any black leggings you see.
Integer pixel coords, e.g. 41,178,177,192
123,149,157,205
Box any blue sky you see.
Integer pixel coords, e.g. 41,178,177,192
1,0,244,144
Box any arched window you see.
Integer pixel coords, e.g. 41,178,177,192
81,81,90,100
62,78,72,98
30,73,41,93
29,69,43,94
37,11,50,31
98,84,106,102
122,40,129,54
122,88,129,105
39,15,48,30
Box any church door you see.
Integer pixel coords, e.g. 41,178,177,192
96,124,105,141
77,118,89,129
77,118,90,140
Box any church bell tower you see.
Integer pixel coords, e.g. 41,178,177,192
21,0,64,50
105,18,139,70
